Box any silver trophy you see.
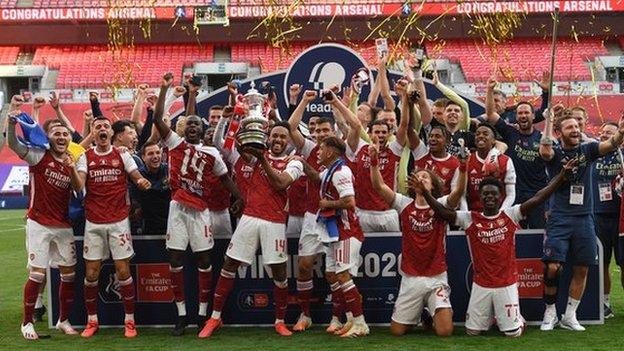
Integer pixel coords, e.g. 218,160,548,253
237,81,269,149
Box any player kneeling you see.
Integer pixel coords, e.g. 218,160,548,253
370,138,467,337
7,114,82,339
417,159,577,337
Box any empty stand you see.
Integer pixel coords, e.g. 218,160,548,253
33,45,214,88
0,46,19,65
437,38,607,82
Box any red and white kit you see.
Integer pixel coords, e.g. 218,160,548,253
347,138,402,232
225,153,303,265
411,142,460,196
203,145,232,239
390,194,452,325
24,150,76,269
455,205,525,333
164,133,228,252
318,164,365,276
77,146,137,261
298,139,327,257
466,153,515,212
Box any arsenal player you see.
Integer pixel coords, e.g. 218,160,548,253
370,134,467,337
154,74,244,336
300,136,369,337
199,121,303,338
7,112,82,340
465,124,516,212
75,116,152,338
411,125,461,196
343,84,411,232
417,159,576,337
287,89,343,332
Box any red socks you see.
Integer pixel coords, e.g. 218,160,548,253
342,280,363,317
198,267,212,306
274,280,289,320
169,266,185,303
330,281,345,318
118,277,135,315
296,279,313,317
59,272,76,321
83,279,99,316
23,272,45,325
212,270,236,314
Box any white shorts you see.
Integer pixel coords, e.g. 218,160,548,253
26,219,77,269
325,237,362,276
465,282,523,332
84,218,134,261
286,215,304,236
298,212,326,256
356,208,400,232
391,272,452,325
226,215,288,265
166,200,214,252
210,209,233,239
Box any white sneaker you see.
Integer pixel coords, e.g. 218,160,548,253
56,319,79,335
340,321,370,338
559,316,586,331
292,314,312,332
21,322,39,340
540,309,559,331
326,316,343,334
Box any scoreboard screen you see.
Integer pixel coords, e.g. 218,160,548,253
194,1,229,26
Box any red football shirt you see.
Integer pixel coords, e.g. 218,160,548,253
318,164,364,242
455,205,524,288
348,139,403,211
466,153,515,212
25,150,72,228
412,142,460,196
165,133,227,211
300,139,324,214
77,147,137,224
242,153,303,223
393,194,449,277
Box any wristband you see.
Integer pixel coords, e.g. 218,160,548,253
540,137,553,146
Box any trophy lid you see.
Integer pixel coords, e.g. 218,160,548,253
244,81,264,100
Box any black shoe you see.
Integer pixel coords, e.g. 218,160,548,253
33,305,47,323
171,316,187,336
605,304,615,319
197,315,207,328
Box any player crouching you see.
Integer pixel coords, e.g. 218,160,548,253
370,135,467,337
417,158,577,337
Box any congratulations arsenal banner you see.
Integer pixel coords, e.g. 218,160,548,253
1,1,623,22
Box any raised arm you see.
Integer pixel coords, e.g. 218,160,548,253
520,158,575,214
539,106,557,161
412,173,458,223
31,96,46,123
377,56,396,111
186,81,200,117
89,92,103,118
485,76,501,125
330,91,362,153
153,73,174,140
6,112,29,158
447,157,468,209
369,140,395,205
50,92,77,134
533,70,550,124
394,79,410,147
408,68,432,125
131,84,148,133
252,150,301,191
288,88,315,150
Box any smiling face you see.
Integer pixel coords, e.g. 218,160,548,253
184,115,202,144
142,144,162,170
571,109,587,132
317,142,337,167
116,125,138,152
479,184,502,213
444,103,462,127
308,116,320,140
600,123,618,142
208,108,222,127
475,126,496,153
93,119,113,147
432,105,445,122
557,117,581,147
268,125,290,156
378,110,397,133
427,127,448,154
515,103,534,132
48,125,71,155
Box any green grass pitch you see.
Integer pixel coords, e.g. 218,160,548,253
1,209,623,351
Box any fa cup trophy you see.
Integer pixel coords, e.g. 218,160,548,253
236,81,270,149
